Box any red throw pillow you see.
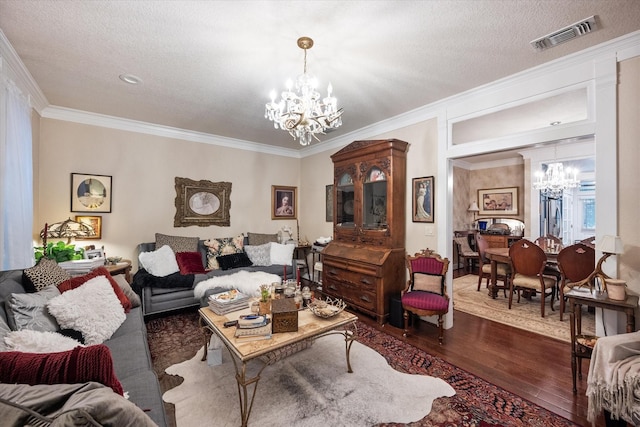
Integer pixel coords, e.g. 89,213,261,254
176,252,206,274
0,344,124,395
58,267,132,313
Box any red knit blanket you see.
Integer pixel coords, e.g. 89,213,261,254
0,344,123,395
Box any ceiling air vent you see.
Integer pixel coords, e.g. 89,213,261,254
530,16,598,52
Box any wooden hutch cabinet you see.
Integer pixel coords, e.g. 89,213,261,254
322,139,408,324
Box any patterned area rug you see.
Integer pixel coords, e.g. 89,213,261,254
147,311,579,427
453,274,595,342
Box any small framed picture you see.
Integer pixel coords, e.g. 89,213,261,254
326,184,333,222
75,215,102,240
272,186,297,220
84,248,104,260
478,187,519,216
71,173,112,213
412,176,434,223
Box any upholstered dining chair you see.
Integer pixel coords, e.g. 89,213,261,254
453,232,478,273
401,249,450,344
557,243,596,321
476,233,510,296
508,239,557,317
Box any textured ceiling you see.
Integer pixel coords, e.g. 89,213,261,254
1,1,639,150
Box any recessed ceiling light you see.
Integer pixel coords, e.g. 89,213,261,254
550,121,561,126
119,74,142,85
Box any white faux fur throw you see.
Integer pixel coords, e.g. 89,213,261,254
193,271,281,299
4,329,83,353
587,331,640,424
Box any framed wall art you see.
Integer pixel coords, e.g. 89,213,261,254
478,187,518,216
174,177,232,227
75,215,102,240
71,173,112,213
412,176,434,223
272,185,297,220
326,184,333,222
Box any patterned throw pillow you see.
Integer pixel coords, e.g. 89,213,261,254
155,233,199,253
244,243,272,266
412,272,444,294
247,232,278,246
5,286,61,332
204,235,244,270
23,258,71,292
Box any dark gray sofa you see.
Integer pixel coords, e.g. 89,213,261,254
133,239,294,317
0,268,167,426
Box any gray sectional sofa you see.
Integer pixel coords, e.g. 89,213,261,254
134,237,294,317
0,268,167,426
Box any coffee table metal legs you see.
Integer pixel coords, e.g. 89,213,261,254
198,319,357,427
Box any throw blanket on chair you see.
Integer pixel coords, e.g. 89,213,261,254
587,331,640,424
193,270,281,299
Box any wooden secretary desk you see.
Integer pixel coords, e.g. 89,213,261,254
322,139,408,324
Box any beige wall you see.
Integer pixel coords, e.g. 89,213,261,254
37,119,300,266
618,56,640,293
452,166,471,231
470,164,524,224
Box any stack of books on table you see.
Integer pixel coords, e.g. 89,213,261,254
207,290,250,315
58,258,106,275
234,315,272,341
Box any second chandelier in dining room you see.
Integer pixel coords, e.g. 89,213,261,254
533,162,579,198
265,37,343,146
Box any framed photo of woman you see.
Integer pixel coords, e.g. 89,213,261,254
272,186,297,220
412,176,434,223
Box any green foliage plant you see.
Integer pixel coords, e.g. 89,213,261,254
34,241,85,263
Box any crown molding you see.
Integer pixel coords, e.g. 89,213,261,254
0,29,48,112
41,105,301,158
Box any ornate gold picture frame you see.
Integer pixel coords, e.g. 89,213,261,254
272,185,297,220
174,177,232,227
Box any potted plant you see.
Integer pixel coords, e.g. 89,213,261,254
258,284,271,315
34,241,85,263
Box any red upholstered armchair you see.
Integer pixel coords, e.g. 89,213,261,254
401,249,450,344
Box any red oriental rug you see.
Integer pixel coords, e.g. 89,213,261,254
147,311,578,427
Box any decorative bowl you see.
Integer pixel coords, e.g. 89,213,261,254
107,256,122,265
308,297,346,319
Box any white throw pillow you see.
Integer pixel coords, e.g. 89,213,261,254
47,276,126,345
138,244,180,277
4,329,84,353
244,243,272,266
270,243,295,266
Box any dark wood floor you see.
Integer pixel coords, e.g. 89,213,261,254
355,268,604,427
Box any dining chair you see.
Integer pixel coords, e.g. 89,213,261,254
508,239,557,317
557,243,595,321
453,231,478,273
401,249,450,344
476,233,510,296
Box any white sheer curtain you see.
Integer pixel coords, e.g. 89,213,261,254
0,74,34,270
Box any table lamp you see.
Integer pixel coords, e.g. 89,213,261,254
468,202,479,229
571,235,623,292
40,218,96,245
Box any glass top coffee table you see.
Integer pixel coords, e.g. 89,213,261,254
198,304,358,427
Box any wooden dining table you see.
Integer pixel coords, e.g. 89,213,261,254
484,246,559,299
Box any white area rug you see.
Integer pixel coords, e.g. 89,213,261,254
193,270,281,299
163,335,455,427
453,274,595,342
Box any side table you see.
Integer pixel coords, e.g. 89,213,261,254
566,288,639,393
105,260,132,283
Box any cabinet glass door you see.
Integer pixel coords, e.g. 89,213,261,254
336,173,355,228
362,166,387,230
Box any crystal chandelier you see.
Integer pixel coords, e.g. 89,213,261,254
265,37,343,146
533,162,579,198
